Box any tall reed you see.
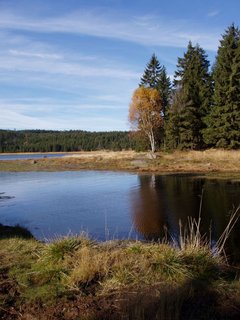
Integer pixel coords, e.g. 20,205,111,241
178,204,240,261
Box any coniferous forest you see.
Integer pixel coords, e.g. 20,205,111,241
140,24,240,150
0,130,137,153
1,24,239,153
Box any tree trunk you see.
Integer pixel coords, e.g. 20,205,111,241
148,131,156,153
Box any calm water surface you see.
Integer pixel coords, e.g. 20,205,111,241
0,153,67,160
0,171,240,260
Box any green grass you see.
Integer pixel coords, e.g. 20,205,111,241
0,236,239,294
0,217,240,319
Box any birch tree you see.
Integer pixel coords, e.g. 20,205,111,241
129,87,163,153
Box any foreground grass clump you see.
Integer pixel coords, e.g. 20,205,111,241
1,233,240,319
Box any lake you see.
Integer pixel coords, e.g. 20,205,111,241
0,171,240,261
0,153,67,160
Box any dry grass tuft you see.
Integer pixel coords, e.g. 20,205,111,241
1,224,240,319
0,207,240,319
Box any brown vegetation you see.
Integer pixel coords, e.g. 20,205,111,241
0,208,240,319
1,235,240,320
1,150,240,178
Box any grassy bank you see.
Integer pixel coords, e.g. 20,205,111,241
1,149,240,178
1,230,240,319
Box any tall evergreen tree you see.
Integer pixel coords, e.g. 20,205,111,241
165,42,212,149
164,88,183,149
140,53,162,89
140,54,171,117
203,24,240,148
158,66,172,117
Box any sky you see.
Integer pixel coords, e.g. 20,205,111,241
0,0,239,132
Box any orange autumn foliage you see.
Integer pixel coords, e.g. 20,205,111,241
129,87,163,152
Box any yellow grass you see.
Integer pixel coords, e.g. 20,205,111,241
173,149,240,162
1,149,240,176
1,217,240,319
64,150,139,160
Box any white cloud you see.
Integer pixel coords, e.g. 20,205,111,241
0,55,139,79
0,98,130,131
93,94,130,104
0,39,140,80
207,10,220,17
0,99,126,113
0,108,128,131
0,9,220,50
9,49,62,60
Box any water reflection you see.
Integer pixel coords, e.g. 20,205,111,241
131,175,165,240
131,174,240,262
0,171,240,262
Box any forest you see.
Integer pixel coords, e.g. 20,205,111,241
0,130,136,152
133,24,240,151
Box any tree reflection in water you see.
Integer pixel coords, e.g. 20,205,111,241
130,174,240,263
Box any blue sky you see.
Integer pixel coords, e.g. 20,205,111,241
0,0,239,131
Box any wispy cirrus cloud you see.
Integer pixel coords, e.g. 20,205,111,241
0,99,126,113
0,108,127,131
0,28,139,81
0,9,220,50
0,54,139,79
0,30,136,131
9,49,62,60
207,10,220,18
0,94,130,130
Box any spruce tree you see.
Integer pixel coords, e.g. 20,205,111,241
139,54,171,149
158,66,172,117
164,89,183,149
229,41,240,147
203,24,240,148
165,42,212,149
140,54,171,117
140,53,162,89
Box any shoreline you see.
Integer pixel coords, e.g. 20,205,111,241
0,151,82,155
0,150,136,156
0,150,240,180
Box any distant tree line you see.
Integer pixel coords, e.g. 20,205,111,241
0,130,141,153
133,24,240,150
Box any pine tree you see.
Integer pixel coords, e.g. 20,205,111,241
203,24,240,148
140,54,171,117
158,66,172,117
229,42,240,147
165,42,212,149
164,89,183,149
140,53,162,89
